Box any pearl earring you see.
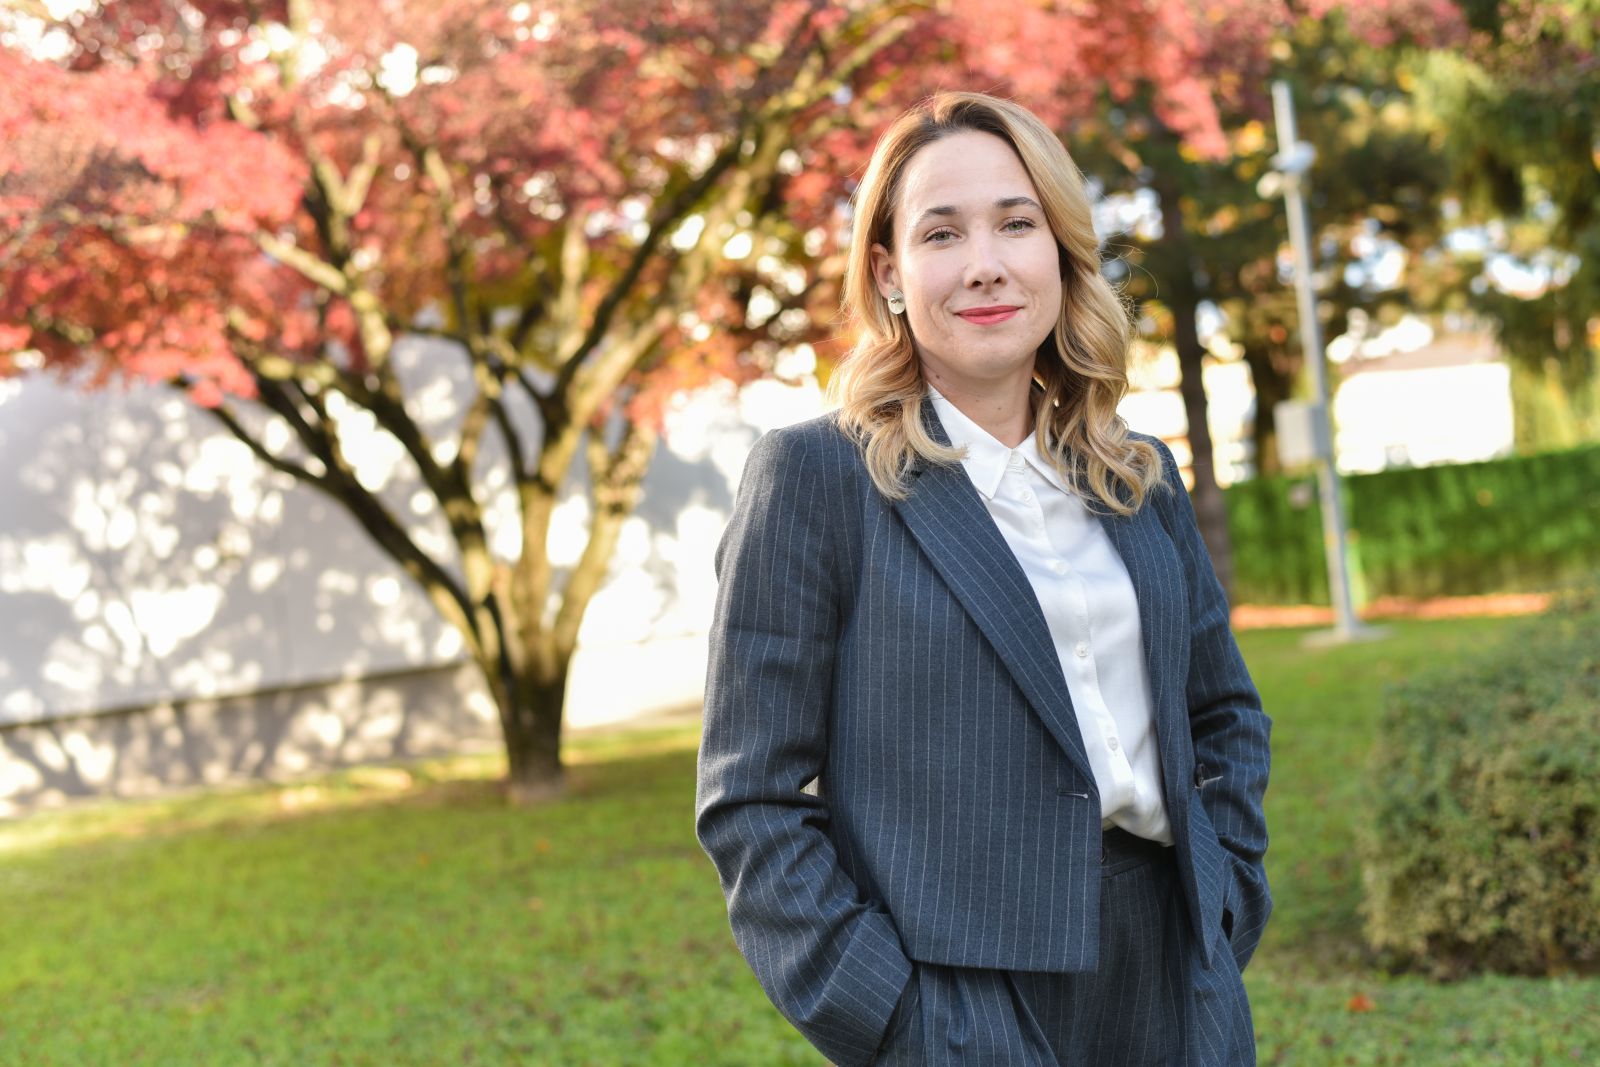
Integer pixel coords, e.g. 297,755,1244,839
887,289,906,315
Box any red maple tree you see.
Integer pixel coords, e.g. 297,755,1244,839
0,0,1449,798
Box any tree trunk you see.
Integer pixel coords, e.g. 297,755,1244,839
499,659,570,805
488,419,658,805
1153,178,1236,598
1242,343,1291,479
1171,305,1235,596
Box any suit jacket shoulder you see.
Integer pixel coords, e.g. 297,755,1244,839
758,410,863,469
745,410,875,511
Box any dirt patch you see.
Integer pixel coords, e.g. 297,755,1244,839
1232,592,1552,631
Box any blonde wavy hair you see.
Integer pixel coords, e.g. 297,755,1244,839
828,91,1164,515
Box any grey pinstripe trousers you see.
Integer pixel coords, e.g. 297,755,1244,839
868,828,1255,1067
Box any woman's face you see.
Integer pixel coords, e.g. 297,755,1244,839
871,129,1062,398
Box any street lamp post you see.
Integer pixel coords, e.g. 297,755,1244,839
1259,80,1379,645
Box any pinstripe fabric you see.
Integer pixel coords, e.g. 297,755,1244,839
695,400,1271,1067
872,832,1254,1066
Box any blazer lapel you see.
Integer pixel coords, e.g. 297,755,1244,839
892,398,1095,781
1095,492,1185,810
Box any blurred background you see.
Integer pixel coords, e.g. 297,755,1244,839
0,1,1596,1064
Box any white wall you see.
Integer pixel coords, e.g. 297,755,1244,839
0,335,827,730
1333,362,1514,473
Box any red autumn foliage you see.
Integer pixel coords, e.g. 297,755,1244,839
0,0,1466,423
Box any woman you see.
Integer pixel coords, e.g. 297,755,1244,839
695,91,1271,1067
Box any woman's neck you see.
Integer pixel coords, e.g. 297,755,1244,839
925,371,1038,448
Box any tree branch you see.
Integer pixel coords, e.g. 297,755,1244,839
543,4,915,410
551,141,744,395
205,398,329,489
251,371,337,466
550,209,591,367
279,373,486,639
385,103,480,365
343,131,385,220
453,359,499,483
254,232,350,293
490,393,528,476
551,418,659,657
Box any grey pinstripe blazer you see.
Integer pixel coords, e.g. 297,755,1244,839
695,400,1272,1067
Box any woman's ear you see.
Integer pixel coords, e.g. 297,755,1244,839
870,242,899,300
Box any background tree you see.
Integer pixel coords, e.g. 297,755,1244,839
1,0,1298,800
1413,0,1600,445
1218,14,1462,477
1062,0,1465,592
4,0,1516,801
0,0,922,801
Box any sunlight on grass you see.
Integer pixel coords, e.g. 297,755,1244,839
0,720,702,859
3,619,1596,1066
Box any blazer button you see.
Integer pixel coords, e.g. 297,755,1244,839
1194,763,1208,789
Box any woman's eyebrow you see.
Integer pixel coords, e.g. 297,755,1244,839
909,196,1043,231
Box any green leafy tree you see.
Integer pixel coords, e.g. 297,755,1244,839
1065,1,1465,591
1414,0,1600,443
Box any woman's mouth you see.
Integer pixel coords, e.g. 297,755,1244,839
955,306,1021,326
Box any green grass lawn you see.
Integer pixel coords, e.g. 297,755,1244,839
3,617,1596,1066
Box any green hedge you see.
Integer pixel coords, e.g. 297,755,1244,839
1358,587,1600,978
1225,443,1600,605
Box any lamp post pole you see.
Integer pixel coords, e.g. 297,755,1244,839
1266,79,1373,643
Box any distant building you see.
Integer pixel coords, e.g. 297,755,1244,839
1118,319,1512,484
1116,343,1259,489
1330,330,1512,473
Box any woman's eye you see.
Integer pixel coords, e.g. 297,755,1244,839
924,218,1033,242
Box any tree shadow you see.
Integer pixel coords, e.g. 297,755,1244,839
0,342,798,815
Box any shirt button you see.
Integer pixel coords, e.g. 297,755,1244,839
1050,560,1066,575
1075,641,1089,658
1107,735,1120,752
1008,452,1026,470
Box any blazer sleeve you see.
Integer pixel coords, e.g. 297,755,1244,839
694,427,913,1067
1152,439,1274,972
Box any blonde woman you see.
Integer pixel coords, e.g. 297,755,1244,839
696,91,1271,1067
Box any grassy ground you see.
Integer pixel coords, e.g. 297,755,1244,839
3,617,1596,1065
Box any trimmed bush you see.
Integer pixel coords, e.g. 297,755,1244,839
1359,586,1600,978
1225,442,1600,605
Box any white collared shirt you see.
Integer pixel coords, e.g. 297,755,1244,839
928,386,1172,845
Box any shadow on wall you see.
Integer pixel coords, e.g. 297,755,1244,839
0,335,819,812
0,371,466,726
0,661,499,817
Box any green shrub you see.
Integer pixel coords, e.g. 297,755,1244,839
1359,587,1600,979
1225,441,1600,605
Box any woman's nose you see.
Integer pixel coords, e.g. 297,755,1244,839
963,235,1006,288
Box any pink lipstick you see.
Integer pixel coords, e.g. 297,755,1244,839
955,305,1021,325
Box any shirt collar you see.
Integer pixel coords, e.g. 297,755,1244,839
926,384,1070,500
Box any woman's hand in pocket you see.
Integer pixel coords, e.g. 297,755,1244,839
870,966,921,1064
